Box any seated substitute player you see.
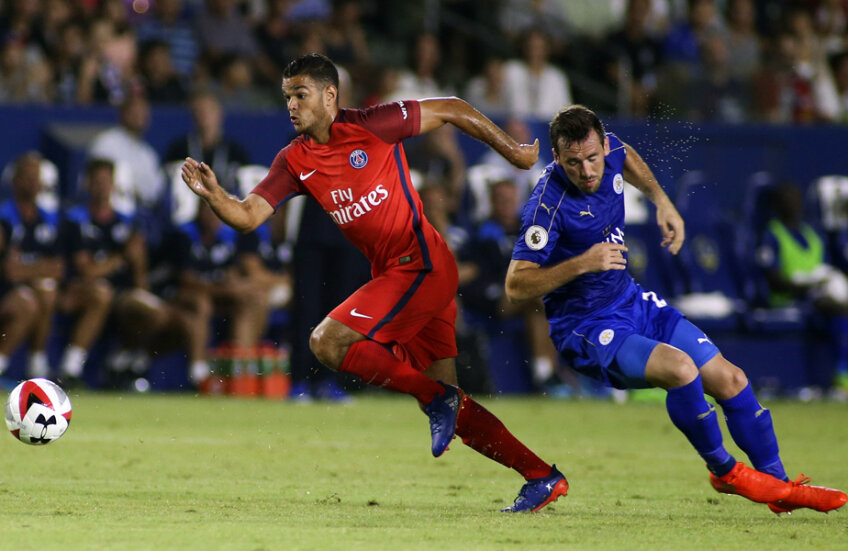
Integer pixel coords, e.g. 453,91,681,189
61,158,196,386
0,152,65,378
181,53,567,513
504,104,846,514
172,200,272,385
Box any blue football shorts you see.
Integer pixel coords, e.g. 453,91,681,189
557,285,720,389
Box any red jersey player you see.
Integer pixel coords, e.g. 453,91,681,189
181,53,568,512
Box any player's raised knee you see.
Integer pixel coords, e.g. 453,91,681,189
309,324,344,370
647,344,699,388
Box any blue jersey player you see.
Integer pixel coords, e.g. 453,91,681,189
506,105,846,514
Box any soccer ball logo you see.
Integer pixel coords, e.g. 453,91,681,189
4,378,72,445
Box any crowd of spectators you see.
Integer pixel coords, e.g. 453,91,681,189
1,0,847,124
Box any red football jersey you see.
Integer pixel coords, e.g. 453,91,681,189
252,100,448,276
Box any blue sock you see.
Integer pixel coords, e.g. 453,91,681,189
666,375,736,477
718,382,787,481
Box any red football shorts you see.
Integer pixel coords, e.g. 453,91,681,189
329,246,459,372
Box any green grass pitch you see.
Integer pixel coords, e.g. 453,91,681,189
1,392,846,550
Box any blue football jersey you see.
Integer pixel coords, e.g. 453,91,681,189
512,133,637,336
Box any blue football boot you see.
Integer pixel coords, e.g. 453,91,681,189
501,464,569,513
424,382,462,457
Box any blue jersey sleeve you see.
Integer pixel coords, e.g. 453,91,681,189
606,133,627,166
512,166,562,265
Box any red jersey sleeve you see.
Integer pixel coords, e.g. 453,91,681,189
251,142,302,208
341,100,421,143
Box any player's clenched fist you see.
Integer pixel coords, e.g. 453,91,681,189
510,139,540,170
581,242,628,272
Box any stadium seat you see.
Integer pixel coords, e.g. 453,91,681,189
808,174,848,273
625,218,684,299
673,171,745,330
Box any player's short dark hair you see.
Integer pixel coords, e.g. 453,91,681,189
549,105,606,154
282,53,339,90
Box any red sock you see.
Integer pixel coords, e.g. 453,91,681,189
338,340,444,404
455,395,552,480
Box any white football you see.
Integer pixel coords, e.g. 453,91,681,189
5,378,72,445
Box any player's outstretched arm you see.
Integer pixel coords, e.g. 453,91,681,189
418,97,539,169
621,143,685,254
505,243,628,302
181,157,273,233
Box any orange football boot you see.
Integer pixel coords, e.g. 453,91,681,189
768,475,847,514
709,462,791,503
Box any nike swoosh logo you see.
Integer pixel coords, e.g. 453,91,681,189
350,308,373,319
299,169,317,181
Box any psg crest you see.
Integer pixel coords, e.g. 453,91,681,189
349,149,368,169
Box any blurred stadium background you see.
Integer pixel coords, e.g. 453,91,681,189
2,0,848,399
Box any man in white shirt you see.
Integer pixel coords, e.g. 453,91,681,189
89,94,165,213
502,29,573,120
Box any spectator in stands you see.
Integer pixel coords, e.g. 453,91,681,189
604,0,665,117
195,0,260,68
815,0,848,55
655,0,725,116
464,56,509,118
459,177,562,391
502,29,573,120
0,0,43,47
213,53,276,111
778,5,839,124
0,152,64,378
51,20,89,104
497,0,569,48
683,29,751,122
135,0,201,79
324,0,370,75
756,181,848,394
752,23,837,124
828,51,848,123
89,92,165,210
752,31,802,123
77,18,143,105
172,200,271,385
252,0,299,90
383,32,450,102
0,33,52,103
662,0,724,66
165,89,250,193
37,0,76,56
725,0,762,81
139,39,188,104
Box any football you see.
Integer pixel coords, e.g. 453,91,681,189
4,378,72,445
